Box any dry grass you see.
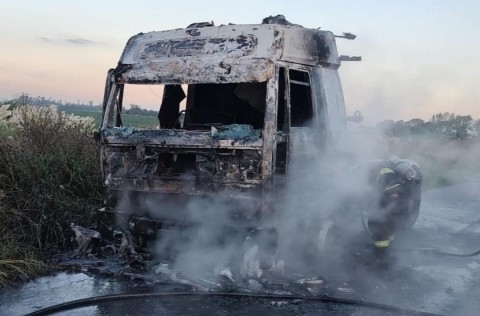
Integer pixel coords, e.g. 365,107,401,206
0,236,48,287
0,105,102,285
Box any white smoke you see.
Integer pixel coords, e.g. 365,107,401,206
111,119,480,314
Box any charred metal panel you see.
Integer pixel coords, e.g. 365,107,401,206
115,24,339,85
281,29,339,68
103,146,262,194
120,25,281,65
137,35,258,59
71,224,101,257
196,150,262,185
116,25,281,84
101,125,264,196
102,83,120,128
261,75,278,184
318,67,347,141
115,58,275,84
102,128,262,150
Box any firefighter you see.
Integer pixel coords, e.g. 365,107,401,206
362,157,422,249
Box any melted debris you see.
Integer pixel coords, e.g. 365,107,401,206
211,124,261,140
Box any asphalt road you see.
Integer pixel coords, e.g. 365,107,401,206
341,179,480,315
1,180,479,315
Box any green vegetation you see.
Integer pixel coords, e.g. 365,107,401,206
3,95,159,128
63,109,102,123
0,236,47,287
378,112,480,141
121,114,158,127
124,104,157,116
0,105,102,286
65,109,159,128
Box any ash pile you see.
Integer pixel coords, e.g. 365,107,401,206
61,223,354,299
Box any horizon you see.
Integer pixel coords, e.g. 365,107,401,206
3,94,478,126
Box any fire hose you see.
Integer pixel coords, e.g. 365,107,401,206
403,247,480,257
25,291,444,316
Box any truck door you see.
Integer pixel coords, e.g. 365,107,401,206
276,66,327,176
286,67,320,164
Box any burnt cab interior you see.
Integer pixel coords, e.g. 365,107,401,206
158,82,266,130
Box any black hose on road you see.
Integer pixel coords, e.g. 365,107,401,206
25,291,445,316
414,248,480,257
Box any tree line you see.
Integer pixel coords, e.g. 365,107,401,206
377,112,480,140
2,96,478,138
1,95,159,116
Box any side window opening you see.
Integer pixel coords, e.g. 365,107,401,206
289,69,313,127
276,67,288,173
277,68,287,132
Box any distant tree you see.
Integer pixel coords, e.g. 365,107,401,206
1,99,21,107
429,112,476,140
405,118,427,135
450,115,476,140
125,104,142,115
475,119,480,134
378,119,428,138
431,112,456,123
378,112,478,140
406,118,425,127
376,120,396,136
124,104,157,116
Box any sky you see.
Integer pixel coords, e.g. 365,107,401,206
0,0,479,124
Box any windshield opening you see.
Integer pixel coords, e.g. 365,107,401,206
185,82,266,130
105,82,267,130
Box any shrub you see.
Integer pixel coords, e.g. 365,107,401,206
0,105,102,283
0,104,16,137
0,234,47,286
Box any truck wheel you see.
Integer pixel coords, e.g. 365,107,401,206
400,194,421,230
317,220,341,259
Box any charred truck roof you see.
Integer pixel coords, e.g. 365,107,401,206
100,16,349,234
113,20,340,85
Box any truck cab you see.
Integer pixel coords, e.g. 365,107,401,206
99,17,348,241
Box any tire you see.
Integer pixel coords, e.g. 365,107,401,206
317,220,341,259
400,193,421,230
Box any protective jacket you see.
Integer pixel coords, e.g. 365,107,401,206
364,157,422,248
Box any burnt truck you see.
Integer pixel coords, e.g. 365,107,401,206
97,17,371,255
